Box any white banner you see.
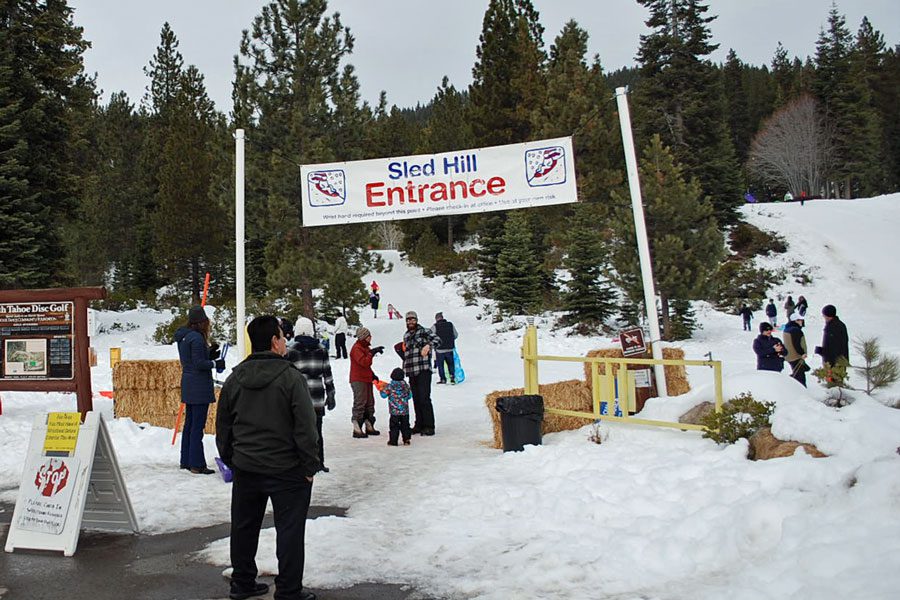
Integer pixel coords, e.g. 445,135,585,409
300,137,578,227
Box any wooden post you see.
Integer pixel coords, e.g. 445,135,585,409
73,296,92,416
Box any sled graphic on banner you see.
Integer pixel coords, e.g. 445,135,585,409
525,145,567,187
5,412,139,556
306,170,346,207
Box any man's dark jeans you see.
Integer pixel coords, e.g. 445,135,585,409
436,351,454,382
230,466,313,600
408,371,434,430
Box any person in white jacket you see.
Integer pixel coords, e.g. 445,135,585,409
333,313,349,359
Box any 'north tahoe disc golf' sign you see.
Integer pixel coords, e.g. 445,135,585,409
0,302,74,380
300,137,578,226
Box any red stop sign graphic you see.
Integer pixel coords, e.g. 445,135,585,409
34,459,70,497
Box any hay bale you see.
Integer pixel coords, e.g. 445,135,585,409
749,427,826,460
583,347,690,397
113,360,220,434
484,380,593,449
112,360,181,390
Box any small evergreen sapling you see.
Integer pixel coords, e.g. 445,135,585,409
700,392,774,444
813,357,853,407
853,337,900,395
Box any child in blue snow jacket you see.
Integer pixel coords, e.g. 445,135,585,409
380,367,412,446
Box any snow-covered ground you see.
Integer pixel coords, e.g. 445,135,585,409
2,195,900,599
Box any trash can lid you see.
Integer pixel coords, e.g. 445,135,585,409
495,394,544,416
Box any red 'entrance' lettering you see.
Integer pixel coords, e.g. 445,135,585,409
366,177,506,207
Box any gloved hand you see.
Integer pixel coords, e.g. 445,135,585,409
209,342,220,360
214,358,226,373
371,345,384,356
326,392,336,411
372,373,379,383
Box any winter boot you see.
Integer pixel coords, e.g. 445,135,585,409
353,421,368,439
364,419,381,436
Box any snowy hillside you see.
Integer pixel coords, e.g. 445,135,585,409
2,195,900,599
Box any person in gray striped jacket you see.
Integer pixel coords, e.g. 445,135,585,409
287,317,336,473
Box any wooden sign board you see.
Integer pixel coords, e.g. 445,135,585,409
0,288,106,415
5,411,139,556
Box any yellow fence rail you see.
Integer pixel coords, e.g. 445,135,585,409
521,325,722,432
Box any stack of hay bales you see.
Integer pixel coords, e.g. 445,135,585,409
113,360,218,434
484,347,693,448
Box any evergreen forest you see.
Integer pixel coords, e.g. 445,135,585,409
1,0,898,339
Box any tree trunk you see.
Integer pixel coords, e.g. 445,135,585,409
299,228,315,319
844,175,852,199
447,216,453,249
190,258,200,305
660,294,672,341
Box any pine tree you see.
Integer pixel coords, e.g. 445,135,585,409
0,0,93,286
879,46,900,191
409,76,473,251
771,42,802,108
143,22,183,115
126,22,188,294
63,92,142,287
533,20,620,210
234,0,385,318
469,0,546,146
493,211,542,314
0,39,41,287
153,65,227,303
475,214,506,292
634,0,742,224
723,49,752,164
468,0,547,292
853,17,896,192
814,6,882,197
560,203,617,331
609,135,723,340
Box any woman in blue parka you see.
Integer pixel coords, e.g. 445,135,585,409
174,305,222,474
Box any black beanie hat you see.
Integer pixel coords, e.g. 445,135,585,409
759,322,773,333
822,304,837,318
188,305,208,324
390,367,405,381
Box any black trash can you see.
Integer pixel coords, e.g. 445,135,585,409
495,394,544,452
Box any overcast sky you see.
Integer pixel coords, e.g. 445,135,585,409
68,0,900,113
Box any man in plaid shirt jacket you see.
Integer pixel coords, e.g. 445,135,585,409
396,310,442,436
287,317,335,472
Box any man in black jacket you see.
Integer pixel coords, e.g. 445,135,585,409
815,304,849,367
217,315,318,600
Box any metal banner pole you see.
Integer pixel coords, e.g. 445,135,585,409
615,87,668,397
235,129,246,360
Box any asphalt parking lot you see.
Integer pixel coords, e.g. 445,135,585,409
0,503,437,600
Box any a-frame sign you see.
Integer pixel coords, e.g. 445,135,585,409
5,411,139,556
